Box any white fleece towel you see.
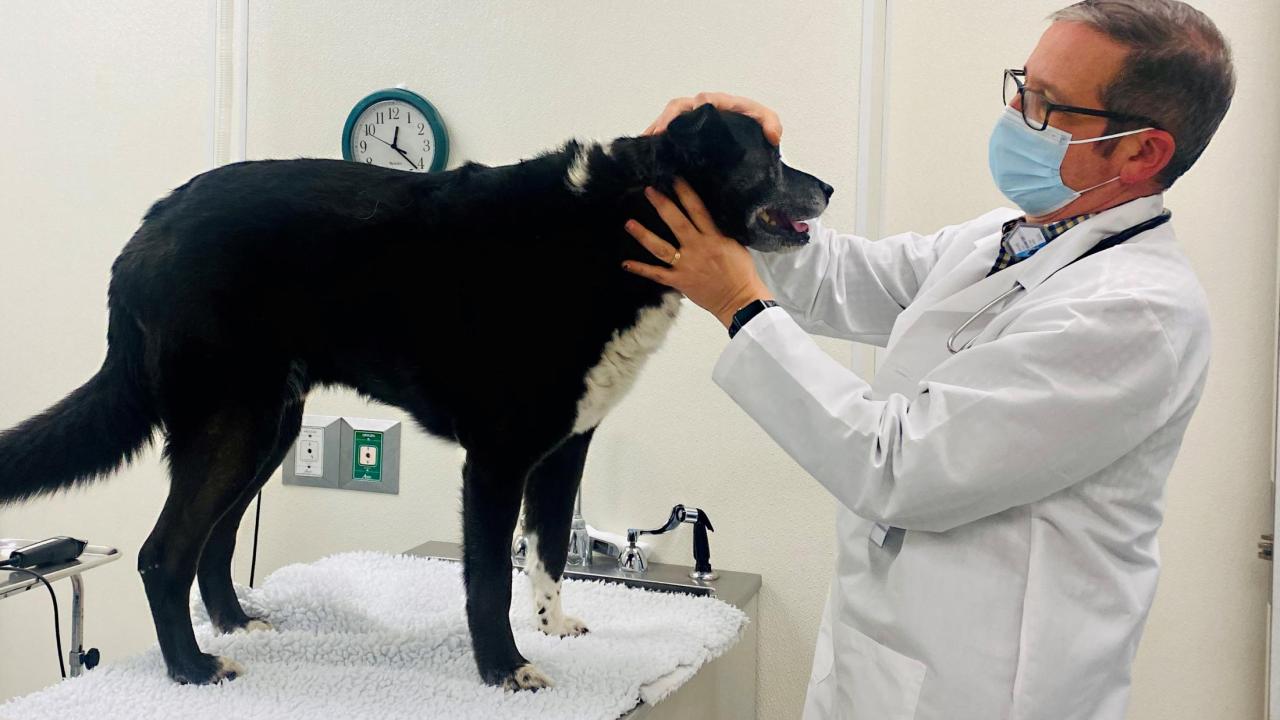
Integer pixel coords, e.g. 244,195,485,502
1,551,748,720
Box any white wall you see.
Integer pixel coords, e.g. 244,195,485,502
2,2,1276,718
0,0,212,701
881,2,1280,719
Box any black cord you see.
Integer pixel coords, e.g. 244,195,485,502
0,564,67,679
249,489,262,588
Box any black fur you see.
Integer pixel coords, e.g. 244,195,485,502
0,105,831,687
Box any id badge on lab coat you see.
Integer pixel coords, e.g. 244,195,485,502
866,309,998,546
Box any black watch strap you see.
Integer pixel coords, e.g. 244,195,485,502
728,299,779,339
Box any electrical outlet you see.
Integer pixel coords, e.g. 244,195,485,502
283,415,342,488
295,427,325,477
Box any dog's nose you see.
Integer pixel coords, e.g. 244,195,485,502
819,181,834,200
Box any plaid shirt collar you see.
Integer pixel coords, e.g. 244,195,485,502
987,213,1094,276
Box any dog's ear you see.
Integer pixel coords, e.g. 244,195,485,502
662,103,740,166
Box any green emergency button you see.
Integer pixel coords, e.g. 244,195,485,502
353,430,383,482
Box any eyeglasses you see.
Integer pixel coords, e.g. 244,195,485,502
1003,69,1157,131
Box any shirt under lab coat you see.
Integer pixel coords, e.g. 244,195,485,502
712,194,1210,720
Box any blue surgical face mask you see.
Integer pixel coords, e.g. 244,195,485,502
988,107,1151,216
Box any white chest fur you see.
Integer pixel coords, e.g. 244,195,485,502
572,293,682,434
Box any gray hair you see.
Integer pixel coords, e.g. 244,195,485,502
1051,0,1235,188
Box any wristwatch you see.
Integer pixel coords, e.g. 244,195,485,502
728,299,779,339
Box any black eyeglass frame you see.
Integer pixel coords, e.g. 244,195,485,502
1003,69,1158,131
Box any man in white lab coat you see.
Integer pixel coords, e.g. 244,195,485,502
622,1,1234,718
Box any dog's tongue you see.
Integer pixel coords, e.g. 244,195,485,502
791,219,809,233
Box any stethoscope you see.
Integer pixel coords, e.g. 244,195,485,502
946,211,1173,354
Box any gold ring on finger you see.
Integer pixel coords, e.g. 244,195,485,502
670,250,682,266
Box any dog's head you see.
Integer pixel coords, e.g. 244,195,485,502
657,104,832,252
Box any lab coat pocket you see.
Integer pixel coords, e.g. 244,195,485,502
802,617,837,720
810,616,835,683
835,621,926,720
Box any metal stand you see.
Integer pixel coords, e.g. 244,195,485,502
0,540,118,679
66,574,101,677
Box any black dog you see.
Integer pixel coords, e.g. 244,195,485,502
0,104,831,689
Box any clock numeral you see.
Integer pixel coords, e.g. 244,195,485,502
418,122,426,136
423,138,431,151
407,111,413,123
376,111,385,124
389,106,400,120
364,124,376,136
358,139,368,153
419,157,425,170
365,157,373,164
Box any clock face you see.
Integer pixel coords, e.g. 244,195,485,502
348,99,436,172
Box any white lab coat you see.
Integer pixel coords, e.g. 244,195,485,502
712,194,1210,720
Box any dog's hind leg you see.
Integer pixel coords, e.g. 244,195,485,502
196,398,304,634
460,447,551,691
521,429,594,638
139,401,287,685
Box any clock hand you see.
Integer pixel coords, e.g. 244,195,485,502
392,125,400,149
368,130,417,168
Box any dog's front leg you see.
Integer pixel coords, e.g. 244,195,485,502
521,429,594,638
461,452,550,691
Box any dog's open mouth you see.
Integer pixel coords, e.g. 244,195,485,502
753,207,810,238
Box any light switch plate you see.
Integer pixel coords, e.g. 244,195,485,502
340,417,400,495
283,415,342,488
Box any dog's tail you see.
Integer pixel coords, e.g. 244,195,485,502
0,307,159,505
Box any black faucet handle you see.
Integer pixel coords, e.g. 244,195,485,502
688,508,715,579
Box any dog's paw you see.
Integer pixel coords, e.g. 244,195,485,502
215,656,245,680
242,618,274,633
541,614,590,638
503,663,554,692
214,616,273,635
169,653,244,685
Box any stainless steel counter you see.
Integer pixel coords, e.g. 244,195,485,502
405,540,760,609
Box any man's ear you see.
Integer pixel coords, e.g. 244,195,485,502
662,103,738,164
1119,128,1176,186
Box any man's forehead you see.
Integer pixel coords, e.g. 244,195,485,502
1025,20,1129,106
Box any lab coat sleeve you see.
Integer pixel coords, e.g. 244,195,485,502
711,295,1180,533
748,210,1013,346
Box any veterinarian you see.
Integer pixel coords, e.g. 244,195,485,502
623,1,1232,718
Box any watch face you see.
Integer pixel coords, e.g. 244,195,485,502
348,99,436,172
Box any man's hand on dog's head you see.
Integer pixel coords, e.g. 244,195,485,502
643,92,783,146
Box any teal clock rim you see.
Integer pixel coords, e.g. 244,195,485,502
341,88,449,173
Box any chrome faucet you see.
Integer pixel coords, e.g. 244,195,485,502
513,485,623,567
566,486,592,566
619,504,717,580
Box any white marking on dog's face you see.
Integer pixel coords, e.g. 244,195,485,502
572,293,682,434
524,532,589,638
566,141,595,194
